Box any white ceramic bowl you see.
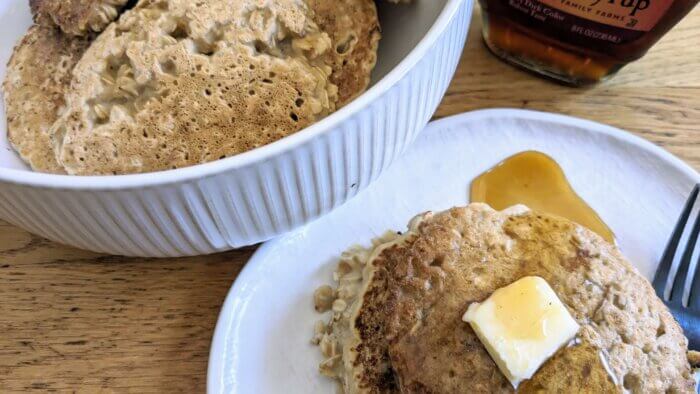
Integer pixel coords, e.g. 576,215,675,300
0,0,473,257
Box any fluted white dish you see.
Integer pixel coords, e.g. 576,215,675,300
0,0,472,256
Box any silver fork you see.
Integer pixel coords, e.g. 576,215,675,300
652,184,700,350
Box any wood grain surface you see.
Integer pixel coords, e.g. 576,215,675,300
1,5,699,393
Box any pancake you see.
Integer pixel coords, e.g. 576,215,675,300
2,25,90,173
313,216,429,393
49,0,339,175
307,0,380,106
313,231,409,393
30,0,131,36
314,204,696,393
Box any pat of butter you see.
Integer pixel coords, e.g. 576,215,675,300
462,276,579,387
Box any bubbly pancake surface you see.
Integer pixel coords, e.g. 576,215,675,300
315,204,696,393
50,0,339,175
2,25,90,173
8,0,383,175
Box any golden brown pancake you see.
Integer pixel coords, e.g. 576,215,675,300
315,204,696,393
50,0,339,175
30,0,130,36
313,231,409,393
308,0,380,106
2,25,90,173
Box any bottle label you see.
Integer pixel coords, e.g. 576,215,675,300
502,0,673,43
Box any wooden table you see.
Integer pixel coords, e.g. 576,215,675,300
2,6,699,393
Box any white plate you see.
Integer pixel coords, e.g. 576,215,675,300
207,109,700,393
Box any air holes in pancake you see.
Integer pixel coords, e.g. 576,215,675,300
657,321,666,337
160,59,176,75
290,112,298,122
430,256,444,268
205,88,212,96
168,21,189,40
295,98,304,107
336,34,356,54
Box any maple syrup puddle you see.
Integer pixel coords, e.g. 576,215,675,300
471,151,614,243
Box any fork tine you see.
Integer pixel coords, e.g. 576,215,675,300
653,184,699,297
688,252,700,309
669,206,700,303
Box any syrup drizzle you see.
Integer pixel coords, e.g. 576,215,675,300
471,151,614,243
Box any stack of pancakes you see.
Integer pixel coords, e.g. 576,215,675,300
313,204,697,393
3,0,384,174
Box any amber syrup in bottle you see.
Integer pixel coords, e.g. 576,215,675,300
479,0,699,84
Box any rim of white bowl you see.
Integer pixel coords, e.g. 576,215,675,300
0,0,467,190
206,108,700,393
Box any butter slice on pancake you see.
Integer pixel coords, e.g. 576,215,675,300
2,25,90,173
30,0,131,36
50,0,339,175
314,204,696,393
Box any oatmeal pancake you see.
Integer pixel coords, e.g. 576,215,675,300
2,25,90,173
50,0,339,175
315,204,696,393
